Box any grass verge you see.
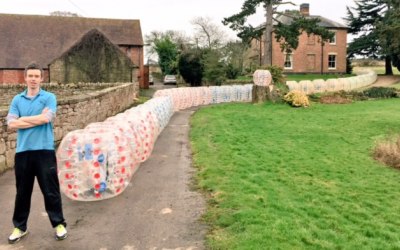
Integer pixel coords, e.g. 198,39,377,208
190,100,400,249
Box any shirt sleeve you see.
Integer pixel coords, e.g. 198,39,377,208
46,93,57,122
7,96,20,126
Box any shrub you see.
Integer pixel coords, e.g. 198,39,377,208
310,90,370,103
363,87,398,99
225,63,240,79
178,49,203,86
258,65,285,84
256,65,288,101
284,90,309,107
374,135,400,169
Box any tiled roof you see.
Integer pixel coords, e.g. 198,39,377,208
274,14,348,29
0,13,143,68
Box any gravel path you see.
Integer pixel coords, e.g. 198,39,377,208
370,75,400,87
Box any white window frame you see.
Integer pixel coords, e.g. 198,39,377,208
329,31,337,45
284,53,293,69
328,53,337,70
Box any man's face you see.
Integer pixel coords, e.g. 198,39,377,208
24,69,43,90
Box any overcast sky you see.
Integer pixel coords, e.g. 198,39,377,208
1,0,355,40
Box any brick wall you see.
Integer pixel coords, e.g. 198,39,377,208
271,29,347,74
120,45,145,88
0,81,139,174
0,69,50,83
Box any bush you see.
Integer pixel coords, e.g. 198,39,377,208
258,65,285,84
178,49,203,86
225,63,240,79
374,135,400,169
363,87,398,99
284,90,309,107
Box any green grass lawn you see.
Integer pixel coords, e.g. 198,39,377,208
190,100,400,249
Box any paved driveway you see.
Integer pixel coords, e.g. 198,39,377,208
0,107,206,250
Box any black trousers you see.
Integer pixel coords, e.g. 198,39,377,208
13,150,66,231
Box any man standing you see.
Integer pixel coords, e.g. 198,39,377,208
6,62,67,244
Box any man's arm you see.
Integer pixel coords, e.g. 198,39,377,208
18,108,51,125
8,119,42,130
8,108,52,130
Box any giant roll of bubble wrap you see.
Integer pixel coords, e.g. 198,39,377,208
286,70,377,94
253,70,272,86
57,84,254,201
57,71,377,201
57,128,135,201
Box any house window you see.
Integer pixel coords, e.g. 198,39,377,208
328,54,336,69
284,54,293,69
329,32,336,45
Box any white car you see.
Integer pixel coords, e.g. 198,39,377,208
163,75,177,85
149,75,154,85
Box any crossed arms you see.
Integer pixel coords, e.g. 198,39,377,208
8,108,54,130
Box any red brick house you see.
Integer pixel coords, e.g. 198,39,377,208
250,3,348,74
0,14,145,86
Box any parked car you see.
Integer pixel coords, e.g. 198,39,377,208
149,75,154,85
163,75,177,85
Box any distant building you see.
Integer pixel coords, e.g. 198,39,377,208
249,3,348,74
49,29,136,84
0,14,145,86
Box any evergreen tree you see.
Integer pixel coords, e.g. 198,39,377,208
345,0,393,74
202,49,226,85
222,0,333,66
178,49,203,86
376,0,400,71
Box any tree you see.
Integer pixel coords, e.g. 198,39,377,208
178,49,203,86
222,41,249,76
345,0,393,75
202,49,226,85
223,0,333,66
145,30,191,65
153,37,178,75
376,0,400,71
191,17,226,49
49,11,80,17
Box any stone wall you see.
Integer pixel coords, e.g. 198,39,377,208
0,81,139,174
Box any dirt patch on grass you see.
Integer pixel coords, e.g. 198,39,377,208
319,95,352,104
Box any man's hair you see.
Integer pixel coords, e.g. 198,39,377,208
24,62,43,77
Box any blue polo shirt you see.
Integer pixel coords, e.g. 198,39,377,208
8,89,57,153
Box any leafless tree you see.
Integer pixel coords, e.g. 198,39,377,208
49,11,80,17
191,16,226,49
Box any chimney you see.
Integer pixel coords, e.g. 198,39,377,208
300,3,310,16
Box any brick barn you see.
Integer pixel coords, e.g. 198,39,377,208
0,14,145,86
250,3,348,74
